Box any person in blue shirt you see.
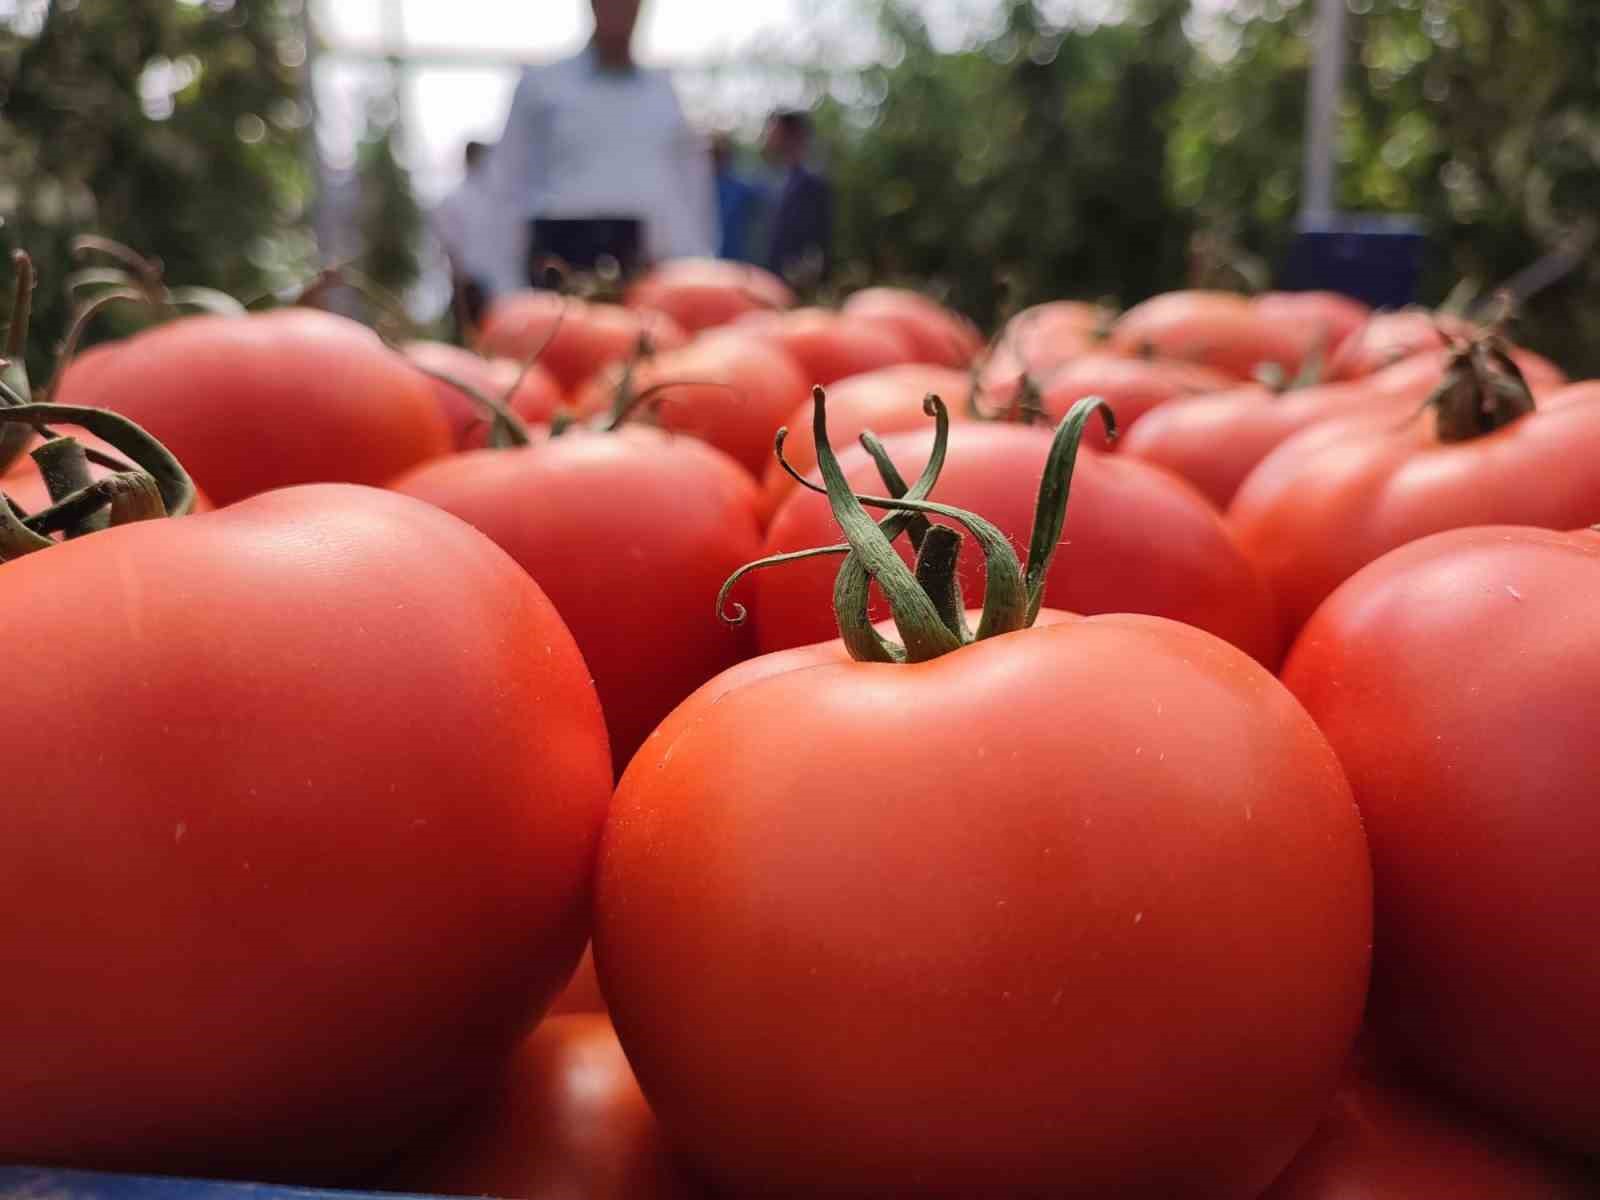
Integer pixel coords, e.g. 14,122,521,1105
761,109,833,287
711,133,761,262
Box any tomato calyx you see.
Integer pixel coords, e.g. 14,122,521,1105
718,384,1114,663
1,251,39,474
1423,333,1536,443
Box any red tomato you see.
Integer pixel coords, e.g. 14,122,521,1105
840,287,985,368
1263,1048,1598,1199
1250,290,1371,363
548,945,606,1015
1324,310,1477,380
391,427,764,774
979,301,1109,394
1108,290,1309,380
1230,379,1600,640
476,291,690,395
625,258,793,334
986,351,1234,450
1282,525,1600,1157
756,421,1284,667
0,485,611,1180
402,340,565,449
381,1015,700,1200
756,364,977,521
571,328,810,478
732,307,918,386
52,310,451,507
597,612,1371,1198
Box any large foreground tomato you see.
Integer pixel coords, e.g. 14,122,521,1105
381,1015,700,1200
625,257,793,333
1263,1048,1598,1199
840,287,984,368
1231,372,1600,639
476,291,689,395
391,427,764,774
53,309,451,506
757,421,1283,667
1107,290,1308,380
0,484,612,1181
595,394,1370,1199
1283,525,1600,1157
598,611,1369,1199
572,328,809,478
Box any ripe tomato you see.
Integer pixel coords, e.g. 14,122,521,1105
1282,525,1600,1158
979,301,1109,394
840,287,985,368
757,420,1283,667
1108,290,1309,380
0,484,612,1181
598,605,1369,1198
572,328,809,478
732,307,918,386
1250,290,1371,363
402,341,565,449
548,945,606,1015
1263,1048,1598,1199
625,257,793,334
1323,310,1476,380
391,426,764,774
757,364,977,521
476,291,690,395
381,1015,700,1200
986,351,1234,450
52,309,451,507
1231,374,1600,639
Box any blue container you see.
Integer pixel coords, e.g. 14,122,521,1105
1281,213,1428,309
0,1168,435,1200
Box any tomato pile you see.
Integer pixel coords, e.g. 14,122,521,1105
2,247,1597,1199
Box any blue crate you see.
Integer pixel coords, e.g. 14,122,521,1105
0,1168,442,1200
1281,214,1428,310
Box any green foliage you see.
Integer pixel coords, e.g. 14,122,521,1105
816,0,1195,327
355,112,424,302
0,0,312,380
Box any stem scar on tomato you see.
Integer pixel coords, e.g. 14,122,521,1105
718,384,1115,663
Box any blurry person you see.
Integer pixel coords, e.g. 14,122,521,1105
711,132,762,262
431,139,495,327
481,0,716,293
762,108,832,286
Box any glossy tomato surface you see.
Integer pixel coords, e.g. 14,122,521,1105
1283,525,1600,1157
1230,381,1600,639
572,328,809,478
381,1015,700,1200
840,287,984,368
0,485,612,1181
625,258,793,333
1263,1048,1598,1200
392,427,764,774
597,614,1372,1199
757,421,1283,667
53,310,451,506
476,292,689,395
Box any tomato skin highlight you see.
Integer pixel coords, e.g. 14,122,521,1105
597,614,1372,1200
53,310,452,507
1282,524,1600,1159
756,421,1284,668
1230,382,1600,642
381,1015,702,1200
1263,1049,1599,1200
0,485,612,1182
392,427,765,775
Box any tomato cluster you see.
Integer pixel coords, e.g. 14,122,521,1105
2,252,1597,1199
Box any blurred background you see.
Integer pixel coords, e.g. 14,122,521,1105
3,0,1598,380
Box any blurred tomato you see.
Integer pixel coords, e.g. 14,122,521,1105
403,340,565,449
1108,290,1309,380
733,307,918,386
477,291,689,395
626,258,793,333
841,287,984,368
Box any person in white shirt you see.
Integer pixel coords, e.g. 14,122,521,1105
478,0,717,296
431,139,496,323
